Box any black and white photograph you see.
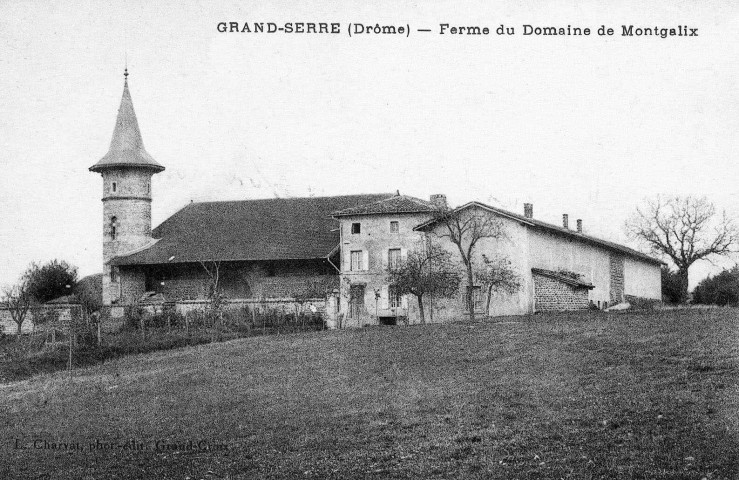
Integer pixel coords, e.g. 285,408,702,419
1,1,737,478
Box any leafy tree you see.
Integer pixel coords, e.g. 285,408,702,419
385,240,461,324
626,196,738,303
475,254,521,316
661,266,683,305
74,273,103,315
431,204,508,321
692,267,739,306
22,260,78,304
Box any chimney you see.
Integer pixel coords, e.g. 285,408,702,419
576,219,582,233
524,203,533,219
430,194,447,209
562,214,569,229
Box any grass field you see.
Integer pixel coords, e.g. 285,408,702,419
1,309,737,479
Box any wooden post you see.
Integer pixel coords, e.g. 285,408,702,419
97,320,102,347
68,322,73,380
251,306,256,330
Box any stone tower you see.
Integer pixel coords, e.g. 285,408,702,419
89,69,165,306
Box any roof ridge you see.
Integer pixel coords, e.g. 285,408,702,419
415,201,662,265
188,192,396,206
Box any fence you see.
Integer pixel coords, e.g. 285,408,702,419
0,302,328,383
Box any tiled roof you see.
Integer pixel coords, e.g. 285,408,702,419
414,201,663,266
532,268,595,289
89,76,165,173
331,194,437,217
111,193,392,266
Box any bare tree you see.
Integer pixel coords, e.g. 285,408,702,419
386,240,461,324
626,196,738,302
431,205,507,321
2,283,33,335
199,260,224,311
475,254,521,316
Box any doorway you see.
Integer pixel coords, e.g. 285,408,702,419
349,284,365,319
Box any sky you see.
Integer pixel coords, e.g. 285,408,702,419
1,0,738,290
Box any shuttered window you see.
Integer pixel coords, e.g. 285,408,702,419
350,250,363,271
388,248,401,269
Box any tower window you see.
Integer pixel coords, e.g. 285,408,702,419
112,182,117,193
390,221,399,233
351,223,361,234
146,182,150,194
110,216,118,240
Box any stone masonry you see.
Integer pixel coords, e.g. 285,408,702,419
533,272,590,311
609,254,625,306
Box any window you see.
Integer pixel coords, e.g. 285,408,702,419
351,223,361,234
350,250,363,271
390,221,399,233
466,286,483,312
111,182,117,193
389,284,402,309
388,248,401,269
110,266,118,283
110,216,118,240
146,182,150,194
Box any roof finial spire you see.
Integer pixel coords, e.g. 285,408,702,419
124,53,129,80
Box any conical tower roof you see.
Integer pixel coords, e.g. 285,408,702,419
89,70,165,173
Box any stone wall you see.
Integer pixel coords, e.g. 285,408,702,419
337,212,432,328
0,304,78,335
533,273,590,312
100,167,157,306
609,254,625,306
126,260,338,304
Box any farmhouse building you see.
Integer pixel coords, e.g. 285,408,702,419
88,73,662,325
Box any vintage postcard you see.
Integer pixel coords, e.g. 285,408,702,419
1,1,737,478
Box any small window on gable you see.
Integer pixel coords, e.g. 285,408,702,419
390,221,399,233
351,223,361,234
110,216,118,240
112,182,117,193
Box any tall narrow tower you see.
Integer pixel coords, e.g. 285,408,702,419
90,69,165,305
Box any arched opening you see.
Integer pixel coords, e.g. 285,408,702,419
110,216,118,240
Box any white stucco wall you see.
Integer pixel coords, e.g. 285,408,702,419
528,229,612,308
624,257,662,300
422,211,533,319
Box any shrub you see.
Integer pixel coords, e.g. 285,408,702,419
693,267,739,306
122,304,147,331
149,306,184,329
625,295,661,310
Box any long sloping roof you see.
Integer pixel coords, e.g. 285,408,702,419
111,193,392,266
331,194,437,217
414,201,663,265
89,74,165,173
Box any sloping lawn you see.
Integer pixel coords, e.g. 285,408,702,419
1,309,737,479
